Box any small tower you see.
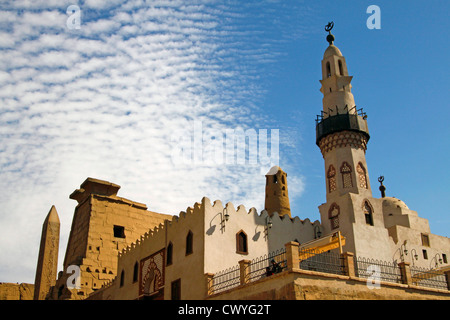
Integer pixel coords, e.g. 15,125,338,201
34,205,60,300
264,166,291,218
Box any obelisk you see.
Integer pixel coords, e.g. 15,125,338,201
33,205,60,300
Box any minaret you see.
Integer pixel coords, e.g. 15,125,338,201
316,23,403,262
264,166,291,218
316,22,372,204
34,205,60,300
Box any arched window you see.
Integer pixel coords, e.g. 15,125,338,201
133,262,138,283
167,242,173,266
363,201,374,226
236,230,248,254
186,231,193,255
338,60,343,75
281,175,285,184
340,162,353,188
327,165,336,192
120,270,125,287
326,62,331,78
328,203,340,230
357,162,368,189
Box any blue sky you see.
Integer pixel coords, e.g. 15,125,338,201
0,0,448,284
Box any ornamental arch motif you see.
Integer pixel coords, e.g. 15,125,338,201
357,162,368,189
340,162,353,188
328,203,340,230
327,165,337,192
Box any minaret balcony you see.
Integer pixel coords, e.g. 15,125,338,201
316,107,370,146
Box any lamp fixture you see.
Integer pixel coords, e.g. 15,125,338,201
314,225,322,239
399,240,408,262
411,249,419,261
224,208,229,222
264,215,272,236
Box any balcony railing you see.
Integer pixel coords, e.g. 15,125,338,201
316,106,370,145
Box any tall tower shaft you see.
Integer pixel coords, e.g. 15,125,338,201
316,26,372,204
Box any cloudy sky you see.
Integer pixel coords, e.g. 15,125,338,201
1,0,449,284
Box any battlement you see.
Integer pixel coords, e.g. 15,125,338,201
116,196,323,261
119,197,322,268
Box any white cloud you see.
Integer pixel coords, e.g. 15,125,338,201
0,0,309,284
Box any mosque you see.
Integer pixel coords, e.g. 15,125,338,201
6,24,450,300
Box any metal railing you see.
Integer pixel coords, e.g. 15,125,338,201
299,248,346,276
410,266,448,291
354,256,403,284
247,248,287,283
207,245,449,296
209,264,240,295
315,106,367,123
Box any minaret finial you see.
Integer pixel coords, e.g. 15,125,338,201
378,176,386,198
325,21,335,45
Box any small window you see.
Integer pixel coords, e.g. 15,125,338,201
443,254,448,264
273,175,278,183
421,234,430,247
340,162,353,188
326,62,331,78
327,165,336,193
357,162,368,189
338,60,343,75
328,203,340,230
120,270,125,287
167,242,173,266
236,230,248,254
113,225,125,238
363,201,374,226
133,262,138,283
186,231,193,255
281,175,285,184
171,279,181,300
422,249,428,260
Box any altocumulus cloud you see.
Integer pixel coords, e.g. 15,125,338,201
0,0,311,283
